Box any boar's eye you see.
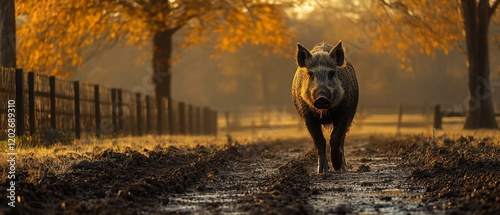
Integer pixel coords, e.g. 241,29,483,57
328,70,335,79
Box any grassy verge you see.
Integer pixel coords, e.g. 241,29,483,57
1,134,305,214
1,134,302,183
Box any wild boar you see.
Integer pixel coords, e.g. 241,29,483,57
292,41,358,173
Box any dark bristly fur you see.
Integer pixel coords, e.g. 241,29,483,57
292,41,359,173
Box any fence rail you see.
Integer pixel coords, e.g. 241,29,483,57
0,68,218,140
433,104,500,129
217,103,500,135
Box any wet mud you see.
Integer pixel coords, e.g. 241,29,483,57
1,134,498,214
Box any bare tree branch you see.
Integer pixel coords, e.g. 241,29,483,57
490,0,500,21
378,0,436,35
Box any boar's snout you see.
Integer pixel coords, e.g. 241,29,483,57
314,96,331,109
313,89,331,109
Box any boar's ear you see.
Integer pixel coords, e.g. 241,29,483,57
329,41,345,66
296,43,311,67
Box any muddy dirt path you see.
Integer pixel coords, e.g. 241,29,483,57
161,138,308,214
157,135,429,214
4,134,497,214
307,136,428,214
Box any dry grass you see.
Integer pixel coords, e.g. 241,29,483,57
0,133,310,183
430,130,500,146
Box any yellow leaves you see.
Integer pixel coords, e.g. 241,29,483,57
15,0,298,77
368,0,465,71
15,0,145,76
183,1,295,57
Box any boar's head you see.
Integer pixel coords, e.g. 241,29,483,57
296,41,346,111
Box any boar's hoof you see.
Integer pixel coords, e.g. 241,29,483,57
332,149,348,172
340,163,348,172
317,156,329,174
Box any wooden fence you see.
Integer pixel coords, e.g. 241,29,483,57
0,68,217,140
433,104,500,129
220,106,300,135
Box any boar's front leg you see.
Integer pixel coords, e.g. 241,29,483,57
305,117,329,173
330,119,349,172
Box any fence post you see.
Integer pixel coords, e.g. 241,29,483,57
94,85,101,138
74,81,81,139
49,76,56,129
178,102,186,135
397,103,403,133
167,98,174,135
433,104,442,130
251,121,256,135
201,107,207,135
15,69,25,136
136,93,142,136
28,71,35,136
213,110,218,136
117,89,123,133
194,107,203,135
111,88,118,134
187,104,193,135
156,97,163,135
200,107,206,135
225,111,230,135
162,98,173,135
205,108,211,135
145,95,151,134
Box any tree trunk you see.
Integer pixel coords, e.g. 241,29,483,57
0,0,16,67
461,0,498,129
153,29,175,134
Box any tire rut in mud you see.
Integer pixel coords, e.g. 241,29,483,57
242,149,317,215
160,138,314,214
2,140,273,214
234,136,430,215
159,136,431,215
307,137,429,214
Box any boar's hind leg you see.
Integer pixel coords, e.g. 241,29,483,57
305,118,329,173
330,119,349,172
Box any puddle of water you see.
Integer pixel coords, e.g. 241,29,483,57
164,192,249,213
381,188,402,195
163,204,202,213
162,180,261,214
160,150,304,214
308,156,429,214
168,193,247,204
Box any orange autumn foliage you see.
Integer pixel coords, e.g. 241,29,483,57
16,0,301,76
